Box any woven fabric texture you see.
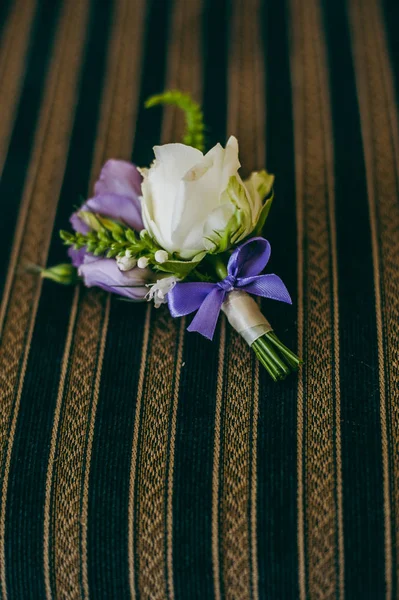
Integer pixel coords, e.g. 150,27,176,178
0,0,398,597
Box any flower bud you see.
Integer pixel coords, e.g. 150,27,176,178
39,263,78,285
116,255,137,272
138,256,149,269
77,211,103,232
154,250,168,264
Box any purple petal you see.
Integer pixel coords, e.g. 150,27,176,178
94,159,142,198
69,160,144,233
68,246,87,267
78,256,153,300
85,193,143,231
69,193,144,234
70,212,90,234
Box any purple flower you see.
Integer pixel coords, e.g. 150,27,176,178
69,160,154,300
70,159,144,234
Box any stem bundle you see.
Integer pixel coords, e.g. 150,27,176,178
252,331,301,381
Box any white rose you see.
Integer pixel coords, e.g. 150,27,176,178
140,136,274,259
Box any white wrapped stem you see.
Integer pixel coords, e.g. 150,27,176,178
221,290,272,346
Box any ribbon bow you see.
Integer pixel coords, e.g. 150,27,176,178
167,237,292,340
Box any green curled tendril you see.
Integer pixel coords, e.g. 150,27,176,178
145,90,205,152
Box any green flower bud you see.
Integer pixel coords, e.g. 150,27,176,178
40,263,78,285
77,211,103,231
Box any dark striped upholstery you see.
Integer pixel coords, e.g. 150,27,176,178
0,0,398,597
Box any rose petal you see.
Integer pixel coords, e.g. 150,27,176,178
142,144,204,252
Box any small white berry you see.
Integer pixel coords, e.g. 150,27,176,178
116,255,137,272
137,256,149,269
154,250,169,264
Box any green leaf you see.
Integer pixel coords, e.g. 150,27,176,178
253,190,274,235
126,229,138,244
204,176,252,254
153,252,206,278
243,170,275,236
145,90,205,152
60,230,74,243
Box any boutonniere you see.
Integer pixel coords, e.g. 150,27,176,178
41,91,301,381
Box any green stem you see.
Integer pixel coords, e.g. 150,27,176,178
266,332,302,370
208,255,228,280
145,90,205,152
252,344,279,381
255,336,291,377
26,262,79,285
189,268,210,282
251,331,302,381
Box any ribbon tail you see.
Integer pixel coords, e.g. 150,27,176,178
187,287,226,340
238,274,292,304
167,282,216,317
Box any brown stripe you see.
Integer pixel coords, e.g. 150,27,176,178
212,319,226,600
348,0,399,595
52,290,108,600
212,0,264,597
0,1,91,597
296,219,306,600
293,8,307,596
134,312,181,599
79,0,147,579
43,0,147,597
250,360,260,600
227,0,265,173
0,0,88,338
80,297,110,598
161,0,202,145
128,305,152,599
314,4,345,594
43,287,79,600
290,0,343,597
0,0,37,177
134,317,187,597
166,318,185,596
132,1,203,596
164,4,202,592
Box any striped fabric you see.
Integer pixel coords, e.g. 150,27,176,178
0,0,398,597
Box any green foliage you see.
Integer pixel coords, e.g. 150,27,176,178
60,213,205,279
60,218,158,260
253,191,274,236
153,252,206,279
145,90,205,152
249,170,275,235
204,177,250,254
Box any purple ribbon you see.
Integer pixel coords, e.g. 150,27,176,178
167,237,292,340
